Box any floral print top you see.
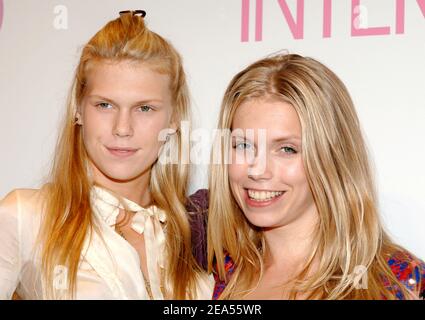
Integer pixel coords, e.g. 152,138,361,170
213,250,425,300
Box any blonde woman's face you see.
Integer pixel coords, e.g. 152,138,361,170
229,98,317,229
79,60,173,185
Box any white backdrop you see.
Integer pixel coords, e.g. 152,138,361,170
1,0,424,259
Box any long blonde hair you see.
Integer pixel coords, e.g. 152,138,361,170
208,53,421,299
39,12,202,299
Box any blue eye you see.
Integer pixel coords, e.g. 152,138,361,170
234,142,253,150
281,146,296,154
97,102,112,109
139,105,153,112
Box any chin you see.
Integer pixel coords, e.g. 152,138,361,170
245,213,272,228
243,211,278,228
98,167,146,183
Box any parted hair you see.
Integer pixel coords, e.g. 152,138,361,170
208,53,421,299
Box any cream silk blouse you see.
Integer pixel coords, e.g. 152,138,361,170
0,186,213,300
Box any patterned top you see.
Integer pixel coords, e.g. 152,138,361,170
176,189,425,300
186,189,209,270
213,251,425,300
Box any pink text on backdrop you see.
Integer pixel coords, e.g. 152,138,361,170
241,0,425,41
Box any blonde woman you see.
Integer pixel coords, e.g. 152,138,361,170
208,53,425,300
0,11,212,299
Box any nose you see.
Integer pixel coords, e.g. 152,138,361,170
113,109,133,138
247,150,273,180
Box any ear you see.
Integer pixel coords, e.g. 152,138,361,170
75,112,83,125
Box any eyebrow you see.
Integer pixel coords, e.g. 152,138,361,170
271,136,301,143
87,94,164,106
231,133,301,142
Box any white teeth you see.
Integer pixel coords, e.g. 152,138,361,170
248,190,283,201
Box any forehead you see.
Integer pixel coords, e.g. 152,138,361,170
232,98,301,137
84,60,171,97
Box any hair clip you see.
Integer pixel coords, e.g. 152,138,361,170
119,10,146,17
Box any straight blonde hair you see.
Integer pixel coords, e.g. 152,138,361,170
208,53,422,299
39,12,202,299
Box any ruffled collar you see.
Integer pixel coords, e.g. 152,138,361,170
90,185,166,226
89,185,167,299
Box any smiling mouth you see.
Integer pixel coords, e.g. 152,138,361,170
106,146,139,157
247,189,285,202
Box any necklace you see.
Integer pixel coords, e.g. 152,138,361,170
117,228,155,300
142,271,154,300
